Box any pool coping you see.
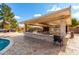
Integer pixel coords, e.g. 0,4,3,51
0,38,14,55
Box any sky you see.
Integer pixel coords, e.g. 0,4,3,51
2,3,79,22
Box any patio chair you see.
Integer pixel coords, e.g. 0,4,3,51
70,31,74,39
53,35,63,47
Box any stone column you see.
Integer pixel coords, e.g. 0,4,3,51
60,19,66,37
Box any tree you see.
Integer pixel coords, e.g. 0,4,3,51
0,3,18,30
10,18,18,29
72,18,79,27
24,23,33,31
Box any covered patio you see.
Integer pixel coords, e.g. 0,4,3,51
25,7,72,38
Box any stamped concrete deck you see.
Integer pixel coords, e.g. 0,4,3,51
0,32,79,55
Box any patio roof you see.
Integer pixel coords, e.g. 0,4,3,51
24,7,71,26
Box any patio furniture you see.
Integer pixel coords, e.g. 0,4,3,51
70,31,74,38
53,35,63,47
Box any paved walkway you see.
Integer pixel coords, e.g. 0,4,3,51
66,34,79,54
69,34,79,49
0,32,79,55
59,34,79,55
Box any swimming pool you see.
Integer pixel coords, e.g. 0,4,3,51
0,38,13,54
0,38,10,51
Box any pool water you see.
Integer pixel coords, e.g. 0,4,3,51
0,38,10,51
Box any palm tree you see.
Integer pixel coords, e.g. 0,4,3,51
0,3,18,31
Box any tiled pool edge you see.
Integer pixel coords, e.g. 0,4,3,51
0,38,14,55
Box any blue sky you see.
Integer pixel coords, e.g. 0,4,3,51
4,3,79,22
